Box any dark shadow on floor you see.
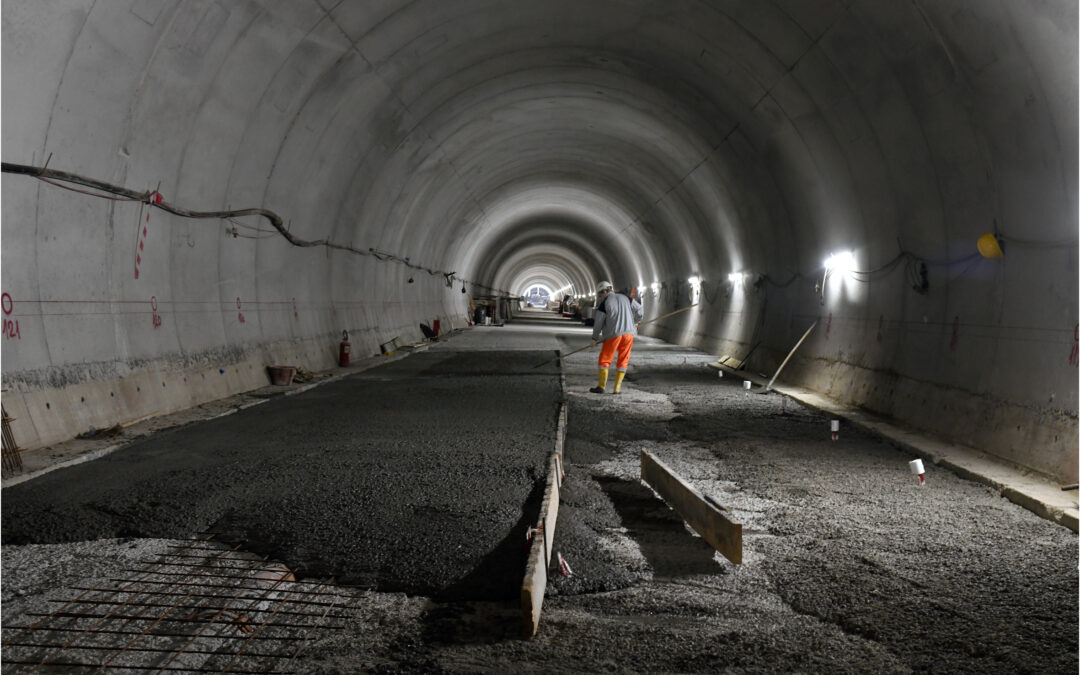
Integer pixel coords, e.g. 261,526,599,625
595,476,719,578
418,600,524,646
416,475,549,644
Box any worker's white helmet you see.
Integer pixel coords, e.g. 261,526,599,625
596,280,613,293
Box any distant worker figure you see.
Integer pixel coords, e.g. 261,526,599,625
590,280,644,394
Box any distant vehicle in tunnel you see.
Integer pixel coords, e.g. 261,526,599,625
523,285,552,308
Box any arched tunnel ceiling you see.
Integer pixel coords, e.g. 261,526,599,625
270,0,1074,294
2,0,1076,479
5,0,1074,297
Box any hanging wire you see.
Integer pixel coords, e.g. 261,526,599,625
3,161,512,297
700,280,721,304
998,231,1079,248
761,272,802,288
37,176,145,202
757,242,990,298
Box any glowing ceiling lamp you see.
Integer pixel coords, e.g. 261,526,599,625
823,250,856,275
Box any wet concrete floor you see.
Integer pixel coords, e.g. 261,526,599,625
2,342,563,600
3,313,1076,672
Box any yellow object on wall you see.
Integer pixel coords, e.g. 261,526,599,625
977,232,1004,258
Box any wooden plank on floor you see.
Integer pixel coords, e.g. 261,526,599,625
641,449,742,565
521,401,568,637
521,455,560,636
707,354,743,371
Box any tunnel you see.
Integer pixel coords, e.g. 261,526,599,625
1,1,1077,672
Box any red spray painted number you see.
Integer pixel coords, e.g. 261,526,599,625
2,293,19,339
292,297,298,320
1069,324,1078,367
949,316,960,351
825,313,833,338
237,297,245,324
3,319,20,339
151,296,162,329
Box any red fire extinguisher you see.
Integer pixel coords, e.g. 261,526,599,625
339,330,351,367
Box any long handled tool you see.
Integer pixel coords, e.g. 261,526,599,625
532,341,596,369
636,302,699,329
757,320,818,393
532,303,699,369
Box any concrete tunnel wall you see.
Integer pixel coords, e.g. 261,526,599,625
1,1,1077,483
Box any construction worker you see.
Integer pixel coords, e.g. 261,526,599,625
590,281,643,394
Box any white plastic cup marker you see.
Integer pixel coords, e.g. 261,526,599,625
909,458,926,485
743,380,751,390
830,419,839,441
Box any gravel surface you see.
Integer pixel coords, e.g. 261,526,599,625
535,337,1078,673
2,319,1075,672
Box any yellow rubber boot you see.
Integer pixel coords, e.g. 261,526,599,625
590,369,609,394
613,371,626,394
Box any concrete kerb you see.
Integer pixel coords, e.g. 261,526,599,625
521,350,568,637
1,342,435,489
708,363,1079,533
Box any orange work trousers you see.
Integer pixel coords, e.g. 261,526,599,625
598,333,635,372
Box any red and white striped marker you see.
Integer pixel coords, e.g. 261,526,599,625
558,552,573,578
830,419,839,441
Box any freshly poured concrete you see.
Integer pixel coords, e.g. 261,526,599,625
2,323,1076,671
2,339,563,600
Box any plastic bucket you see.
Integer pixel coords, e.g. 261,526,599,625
267,365,296,386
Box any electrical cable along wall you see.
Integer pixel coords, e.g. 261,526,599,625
0,161,477,450
1,1,1076,482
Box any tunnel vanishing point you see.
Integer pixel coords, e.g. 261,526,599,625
1,2,1077,488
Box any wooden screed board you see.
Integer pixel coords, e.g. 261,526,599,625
641,449,742,564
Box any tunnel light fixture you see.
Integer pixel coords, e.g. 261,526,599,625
819,250,856,305
728,272,744,283
687,276,702,305
823,250,855,274
650,281,660,295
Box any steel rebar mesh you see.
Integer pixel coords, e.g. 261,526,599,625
1,403,24,475
2,536,357,673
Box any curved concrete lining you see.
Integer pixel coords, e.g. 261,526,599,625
2,0,1076,482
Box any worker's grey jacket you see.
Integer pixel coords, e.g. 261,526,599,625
592,292,644,342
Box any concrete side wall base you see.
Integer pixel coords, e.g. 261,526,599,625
660,324,1078,486
1,340,434,489
783,356,1078,484
753,379,1080,533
